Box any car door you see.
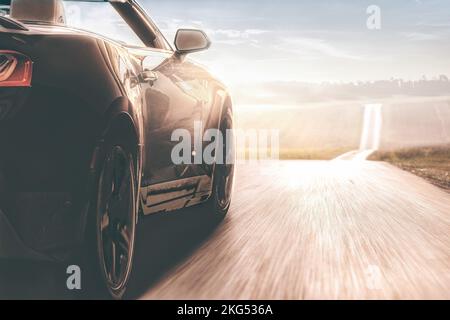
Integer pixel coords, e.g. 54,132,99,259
140,50,205,183
136,47,217,214
116,1,219,214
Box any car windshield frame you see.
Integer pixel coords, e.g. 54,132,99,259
0,0,173,51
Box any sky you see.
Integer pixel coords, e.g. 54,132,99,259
63,0,450,86
138,0,450,85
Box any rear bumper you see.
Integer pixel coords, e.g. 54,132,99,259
0,84,97,261
0,192,86,262
0,208,50,261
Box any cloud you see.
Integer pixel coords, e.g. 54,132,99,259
427,23,450,28
153,18,269,46
214,39,247,45
192,28,269,46
280,37,363,60
401,32,440,41
210,29,269,39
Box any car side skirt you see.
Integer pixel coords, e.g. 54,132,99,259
140,175,212,215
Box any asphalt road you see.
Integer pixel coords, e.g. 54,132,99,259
142,160,450,300
1,160,450,299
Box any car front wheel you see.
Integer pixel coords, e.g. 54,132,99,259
204,107,235,219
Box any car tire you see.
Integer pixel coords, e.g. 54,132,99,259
203,106,235,220
83,141,138,300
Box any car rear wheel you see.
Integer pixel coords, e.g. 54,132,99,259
85,143,137,299
97,145,136,299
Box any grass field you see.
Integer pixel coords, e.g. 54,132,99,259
234,96,450,161
278,147,354,160
369,145,450,191
235,102,363,160
237,147,354,161
379,97,450,150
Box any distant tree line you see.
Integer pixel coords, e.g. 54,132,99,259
234,75,450,105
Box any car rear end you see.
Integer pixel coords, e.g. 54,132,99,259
0,17,102,260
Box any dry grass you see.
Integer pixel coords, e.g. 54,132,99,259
238,147,355,160
235,102,363,157
369,145,450,191
278,147,355,160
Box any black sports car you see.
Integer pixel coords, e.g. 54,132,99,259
0,0,235,298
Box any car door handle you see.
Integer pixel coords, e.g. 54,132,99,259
139,70,158,84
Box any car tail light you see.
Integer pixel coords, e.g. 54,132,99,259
0,51,33,87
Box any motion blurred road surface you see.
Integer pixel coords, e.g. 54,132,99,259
1,160,450,299
143,160,450,300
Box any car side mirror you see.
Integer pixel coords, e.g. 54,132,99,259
174,29,211,55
